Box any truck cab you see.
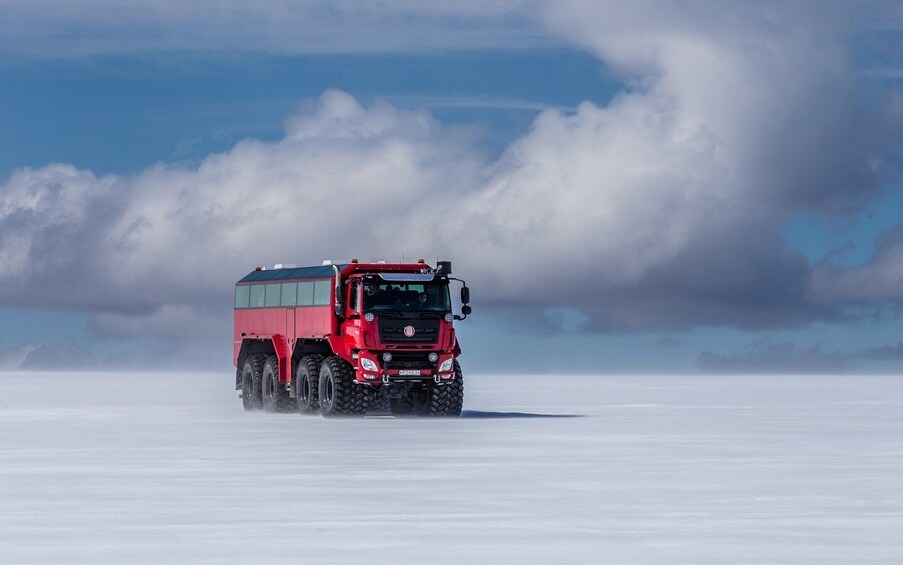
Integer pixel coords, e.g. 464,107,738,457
338,270,461,385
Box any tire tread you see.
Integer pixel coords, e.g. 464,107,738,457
428,361,464,417
295,354,324,414
320,356,368,417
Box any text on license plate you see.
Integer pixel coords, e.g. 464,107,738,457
399,370,422,376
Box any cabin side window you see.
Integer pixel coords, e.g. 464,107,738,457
235,285,250,309
264,284,281,307
280,283,297,307
313,280,331,306
298,281,315,306
250,285,266,308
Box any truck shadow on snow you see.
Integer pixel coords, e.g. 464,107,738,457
458,410,583,419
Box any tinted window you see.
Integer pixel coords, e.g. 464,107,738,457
264,284,281,307
298,281,314,306
280,283,297,307
313,280,331,305
235,285,250,309
250,285,266,308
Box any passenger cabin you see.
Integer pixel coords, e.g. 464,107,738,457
233,264,347,366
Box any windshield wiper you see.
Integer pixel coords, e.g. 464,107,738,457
373,311,402,318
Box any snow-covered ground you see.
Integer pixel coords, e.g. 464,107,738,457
0,371,901,563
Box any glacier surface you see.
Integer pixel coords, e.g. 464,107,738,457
1,371,901,563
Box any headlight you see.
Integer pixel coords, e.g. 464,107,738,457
360,358,378,371
439,358,453,372
428,352,439,362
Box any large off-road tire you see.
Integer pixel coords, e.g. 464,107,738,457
241,354,265,411
295,354,323,414
261,355,292,412
427,361,464,417
319,356,368,417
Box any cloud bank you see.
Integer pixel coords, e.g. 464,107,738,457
1,1,902,366
698,338,903,374
809,226,903,304
698,340,849,375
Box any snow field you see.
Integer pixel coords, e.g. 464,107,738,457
0,372,902,563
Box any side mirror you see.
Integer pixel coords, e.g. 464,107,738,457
462,305,472,316
334,292,343,316
461,286,470,304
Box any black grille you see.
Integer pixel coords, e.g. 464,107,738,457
378,318,439,343
385,352,434,371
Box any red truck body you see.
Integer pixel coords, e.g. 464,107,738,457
233,260,468,417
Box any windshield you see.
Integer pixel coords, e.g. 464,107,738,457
363,280,451,312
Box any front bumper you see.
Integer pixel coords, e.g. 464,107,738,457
354,352,456,385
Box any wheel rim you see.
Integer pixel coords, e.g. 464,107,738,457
300,375,310,403
242,372,252,403
324,374,334,407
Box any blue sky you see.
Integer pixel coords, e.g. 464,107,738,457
2,1,903,373
0,51,619,174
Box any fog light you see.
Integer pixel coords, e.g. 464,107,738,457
428,352,439,363
445,313,454,323
364,312,375,322
382,352,393,362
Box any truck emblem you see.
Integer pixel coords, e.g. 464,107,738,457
404,325,416,337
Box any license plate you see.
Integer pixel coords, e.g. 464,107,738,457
399,370,421,376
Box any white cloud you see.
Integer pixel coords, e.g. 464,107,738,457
543,1,894,212
0,164,121,311
0,91,487,314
